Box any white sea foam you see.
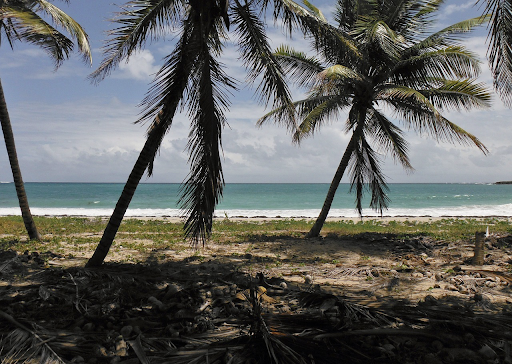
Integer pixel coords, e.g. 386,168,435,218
1,204,512,218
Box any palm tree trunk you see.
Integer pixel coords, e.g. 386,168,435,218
85,133,158,267
0,79,40,240
306,111,365,238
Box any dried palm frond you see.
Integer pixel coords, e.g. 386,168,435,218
0,311,66,364
236,286,277,304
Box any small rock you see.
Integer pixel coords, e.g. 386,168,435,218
71,356,85,363
473,292,483,302
381,343,395,352
433,283,441,288
304,275,313,284
458,286,469,294
120,325,133,338
148,296,165,310
412,272,424,278
478,344,497,359
444,284,458,291
422,353,443,364
463,333,475,344
423,295,438,306
279,282,288,290
83,323,95,332
440,348,479,362
486,281,498,288
431,340,443,352
435,273,443,281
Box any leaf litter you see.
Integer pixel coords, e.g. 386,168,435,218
1,232,512,363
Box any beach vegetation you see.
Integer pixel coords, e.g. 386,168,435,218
260,0,491,238
1,216,511,262
84,0,319,267
0,1,91,241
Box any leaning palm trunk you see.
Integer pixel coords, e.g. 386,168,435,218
0,79,40,240
307,119,364,238
85,131,159,267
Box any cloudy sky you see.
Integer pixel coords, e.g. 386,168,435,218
0,0,510,184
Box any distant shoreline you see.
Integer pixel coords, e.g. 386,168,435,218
10,215,510,223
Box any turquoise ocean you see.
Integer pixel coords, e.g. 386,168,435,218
1,182,512,218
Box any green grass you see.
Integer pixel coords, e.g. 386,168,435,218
0,216,510,258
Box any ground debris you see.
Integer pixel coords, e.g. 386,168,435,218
2,232,512,363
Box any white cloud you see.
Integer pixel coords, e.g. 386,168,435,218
117,50,160,81
442,1,476,16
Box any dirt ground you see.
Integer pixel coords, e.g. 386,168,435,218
1,229,512,363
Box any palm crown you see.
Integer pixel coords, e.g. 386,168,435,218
86,0,323,266
260,0,491,236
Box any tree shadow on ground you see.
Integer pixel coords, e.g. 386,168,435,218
1,246,511,363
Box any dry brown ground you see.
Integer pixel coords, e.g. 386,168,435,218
1,228,512,363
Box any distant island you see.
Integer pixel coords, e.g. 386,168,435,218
496,181,512,184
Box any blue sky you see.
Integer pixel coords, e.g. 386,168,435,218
0,0,510,184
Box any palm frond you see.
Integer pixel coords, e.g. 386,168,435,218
421,78,492,111
293,95,349,142
382,86,488,154
0,5,73,66
35,0,91,63
413,15,490,50
302,0,327,22
318,64,364,82
179,40,236,246
367,108,413,170
89,0,185,82
348,129,390,216
232,0,296,131
394,46,482,84
274,44,324,88
478,0,512,105
352,17,403,59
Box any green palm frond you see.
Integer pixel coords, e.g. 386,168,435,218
1,5,73,66
179,35,236,246
35,0,91,63
302,0,327,21
414,15,490,50
421,78,492,111
89,0,185,82
318,64,364,82
352,16,403,59
293,95,348,142
232,0,295,125
478,0,512,105
383,87,487,154
274,44,324,88
349,131,390,215
395,46,481,83
367,108,413,170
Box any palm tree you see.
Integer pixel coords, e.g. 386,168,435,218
477,0,512,105
260,0,492,238
86,0,314,267
0,0,91,240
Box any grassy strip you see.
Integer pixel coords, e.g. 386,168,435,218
0,216,510,258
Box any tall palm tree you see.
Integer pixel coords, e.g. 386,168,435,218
477,0,512,105
0,0,91,240
260,0,492,238
86,0,314,267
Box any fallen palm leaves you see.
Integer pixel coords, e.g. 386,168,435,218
1,249,512,363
